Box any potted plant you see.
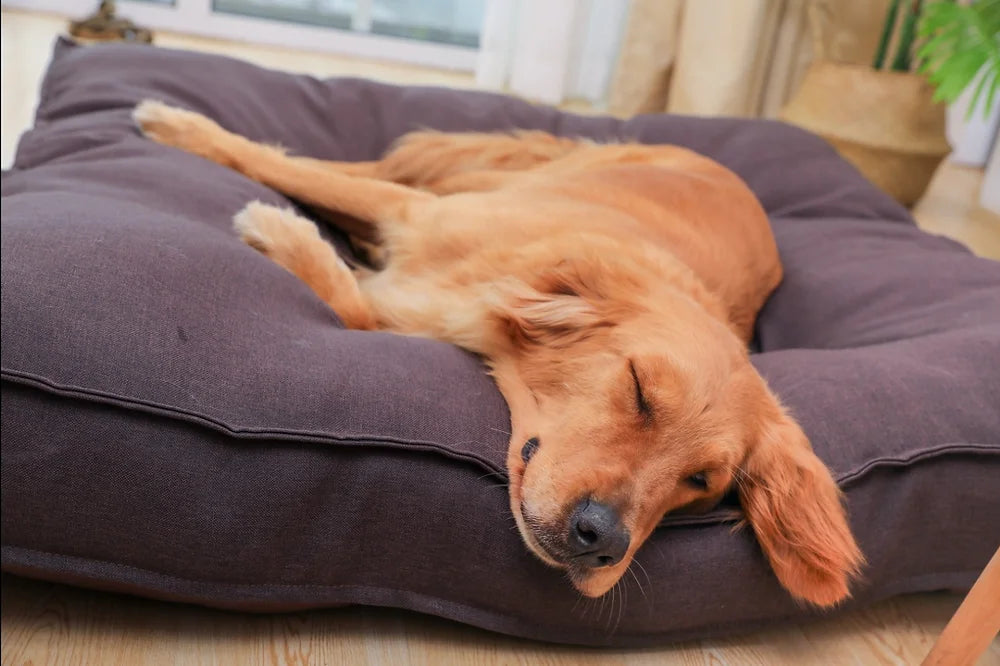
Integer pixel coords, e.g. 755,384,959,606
781,0,1000,207
918,0,999,123
919,0,1000,212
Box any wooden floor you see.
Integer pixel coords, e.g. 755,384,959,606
2,8,1000,666
2,573,998,666
913,162,1000,261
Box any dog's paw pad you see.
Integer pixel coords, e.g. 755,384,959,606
233,203,273,253
233,202,320,256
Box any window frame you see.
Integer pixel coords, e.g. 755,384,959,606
5,0,480,71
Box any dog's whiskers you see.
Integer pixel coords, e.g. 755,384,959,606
611,581,621,633
626,562,648,605
601,584,611,631
633,557,653,597
583,596,597,622
598,584,608,623
570,590,584,616
601,579,626,635
722,462,758,498
726,462,777,496
610,582,619,633
453,438,508,455
615,580,627,634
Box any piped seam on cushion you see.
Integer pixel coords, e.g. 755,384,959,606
778,321,1000,352
836,444,1000,487
5,367,997,491
0,368,506,476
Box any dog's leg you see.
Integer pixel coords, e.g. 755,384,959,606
233,202,377,330
288,132,576,195
374,130,581,191
134,101,431,242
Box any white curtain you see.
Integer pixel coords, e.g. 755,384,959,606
475,0,629,106
608,0,815,118
607,0,896,119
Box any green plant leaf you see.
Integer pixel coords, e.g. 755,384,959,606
982,66,1000,117
931,48,989,101
966,66,991,117
917,0,1000,114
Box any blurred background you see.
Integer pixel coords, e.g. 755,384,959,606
2,0,998,246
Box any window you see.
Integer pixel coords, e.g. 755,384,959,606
214,0,484,47
8,0,628,104
11,0,484,70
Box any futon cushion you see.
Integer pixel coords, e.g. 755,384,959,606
2,37,998,646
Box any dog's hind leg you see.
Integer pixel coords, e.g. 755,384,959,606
374,130,581,192
252,131,579,196
233,202,377,330
134,101,432,243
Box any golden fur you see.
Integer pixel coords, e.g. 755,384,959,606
134,100,863,607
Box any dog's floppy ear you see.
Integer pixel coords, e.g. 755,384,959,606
491,261,610,348
493,279,603,348
737,387,863,607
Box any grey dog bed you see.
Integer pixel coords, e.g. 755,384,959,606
2,38,999,646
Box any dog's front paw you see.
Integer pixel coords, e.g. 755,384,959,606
133,100,225,158
233,201,322,257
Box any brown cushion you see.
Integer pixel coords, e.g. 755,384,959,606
2,38,998,646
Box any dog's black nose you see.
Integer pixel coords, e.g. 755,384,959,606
567,499,630,568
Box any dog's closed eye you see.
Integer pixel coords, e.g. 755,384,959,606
686,471,708,490
628,360,652,423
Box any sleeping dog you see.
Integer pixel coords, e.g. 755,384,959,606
135,100,862,606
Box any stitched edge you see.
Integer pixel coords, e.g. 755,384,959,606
5,367,998,522
837,444,1000,486
0,368,506,476
5,368,997,486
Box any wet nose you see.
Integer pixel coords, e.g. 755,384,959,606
567,499,630,567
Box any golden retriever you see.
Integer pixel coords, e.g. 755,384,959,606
134,100,862,607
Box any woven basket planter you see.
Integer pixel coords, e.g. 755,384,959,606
781,60,950,207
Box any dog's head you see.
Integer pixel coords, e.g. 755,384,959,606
489,251,862,607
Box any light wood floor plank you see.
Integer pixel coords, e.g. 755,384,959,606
3,575,1000,665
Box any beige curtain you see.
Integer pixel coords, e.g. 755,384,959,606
609,0,891,119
